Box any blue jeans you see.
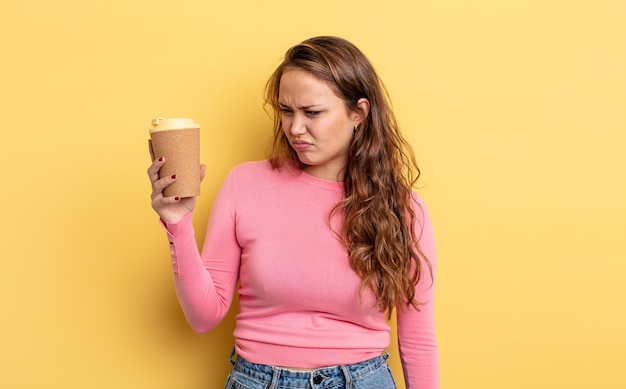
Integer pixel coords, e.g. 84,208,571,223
224,351,397,389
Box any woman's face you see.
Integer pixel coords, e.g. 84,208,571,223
279,68,364,181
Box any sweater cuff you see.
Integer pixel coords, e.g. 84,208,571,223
159,212,195,235
158,213,203,278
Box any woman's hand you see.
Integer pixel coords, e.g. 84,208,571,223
147,156,206,224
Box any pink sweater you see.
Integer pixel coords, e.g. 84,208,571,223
162,160,438,388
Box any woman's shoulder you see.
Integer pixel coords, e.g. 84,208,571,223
231,159,273,175
228,160,289,185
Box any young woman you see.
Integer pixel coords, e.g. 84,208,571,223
147,36,438,389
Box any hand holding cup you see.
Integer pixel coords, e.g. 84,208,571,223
147,155,205,224
147,117,204,224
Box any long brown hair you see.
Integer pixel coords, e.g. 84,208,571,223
265,36,431,317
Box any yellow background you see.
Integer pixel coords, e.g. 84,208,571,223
1,1,625,388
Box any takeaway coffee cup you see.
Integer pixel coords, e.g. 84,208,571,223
149,117,201,198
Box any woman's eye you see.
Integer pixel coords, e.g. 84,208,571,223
306,110,321,117
280,108,292,115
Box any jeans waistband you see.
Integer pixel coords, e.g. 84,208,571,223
232,352,390,388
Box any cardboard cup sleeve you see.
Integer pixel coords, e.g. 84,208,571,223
149,128,200,198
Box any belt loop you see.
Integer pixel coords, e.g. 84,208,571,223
267,367,280,389
382,350,390,360
228,346,236,366
340,365,354,389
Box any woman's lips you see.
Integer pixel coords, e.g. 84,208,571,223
291,140,312,151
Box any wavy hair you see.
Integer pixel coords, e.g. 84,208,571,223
265,36,431,317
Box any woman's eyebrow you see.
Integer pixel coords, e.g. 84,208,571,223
278,102,322,109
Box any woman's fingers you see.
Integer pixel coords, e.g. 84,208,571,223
147,156,176,202
146,154,200,223
151,174,177,201
147,158,203,216
152,194,180,207
150,194,183,218
147,156,165,182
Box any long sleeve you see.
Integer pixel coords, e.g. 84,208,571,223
397,196,439,388
160,170,241,333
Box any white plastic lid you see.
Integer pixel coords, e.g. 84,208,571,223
150,117,200,133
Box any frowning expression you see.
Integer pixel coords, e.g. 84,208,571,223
279,68,366,181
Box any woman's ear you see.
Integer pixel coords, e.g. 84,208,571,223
353,98,370,125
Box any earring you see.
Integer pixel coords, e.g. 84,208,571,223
354,124,359,132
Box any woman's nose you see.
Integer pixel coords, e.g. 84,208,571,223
289,115,307,135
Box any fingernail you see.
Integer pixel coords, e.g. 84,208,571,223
174,197,180,201
171,174,177,180
158,157,164,162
